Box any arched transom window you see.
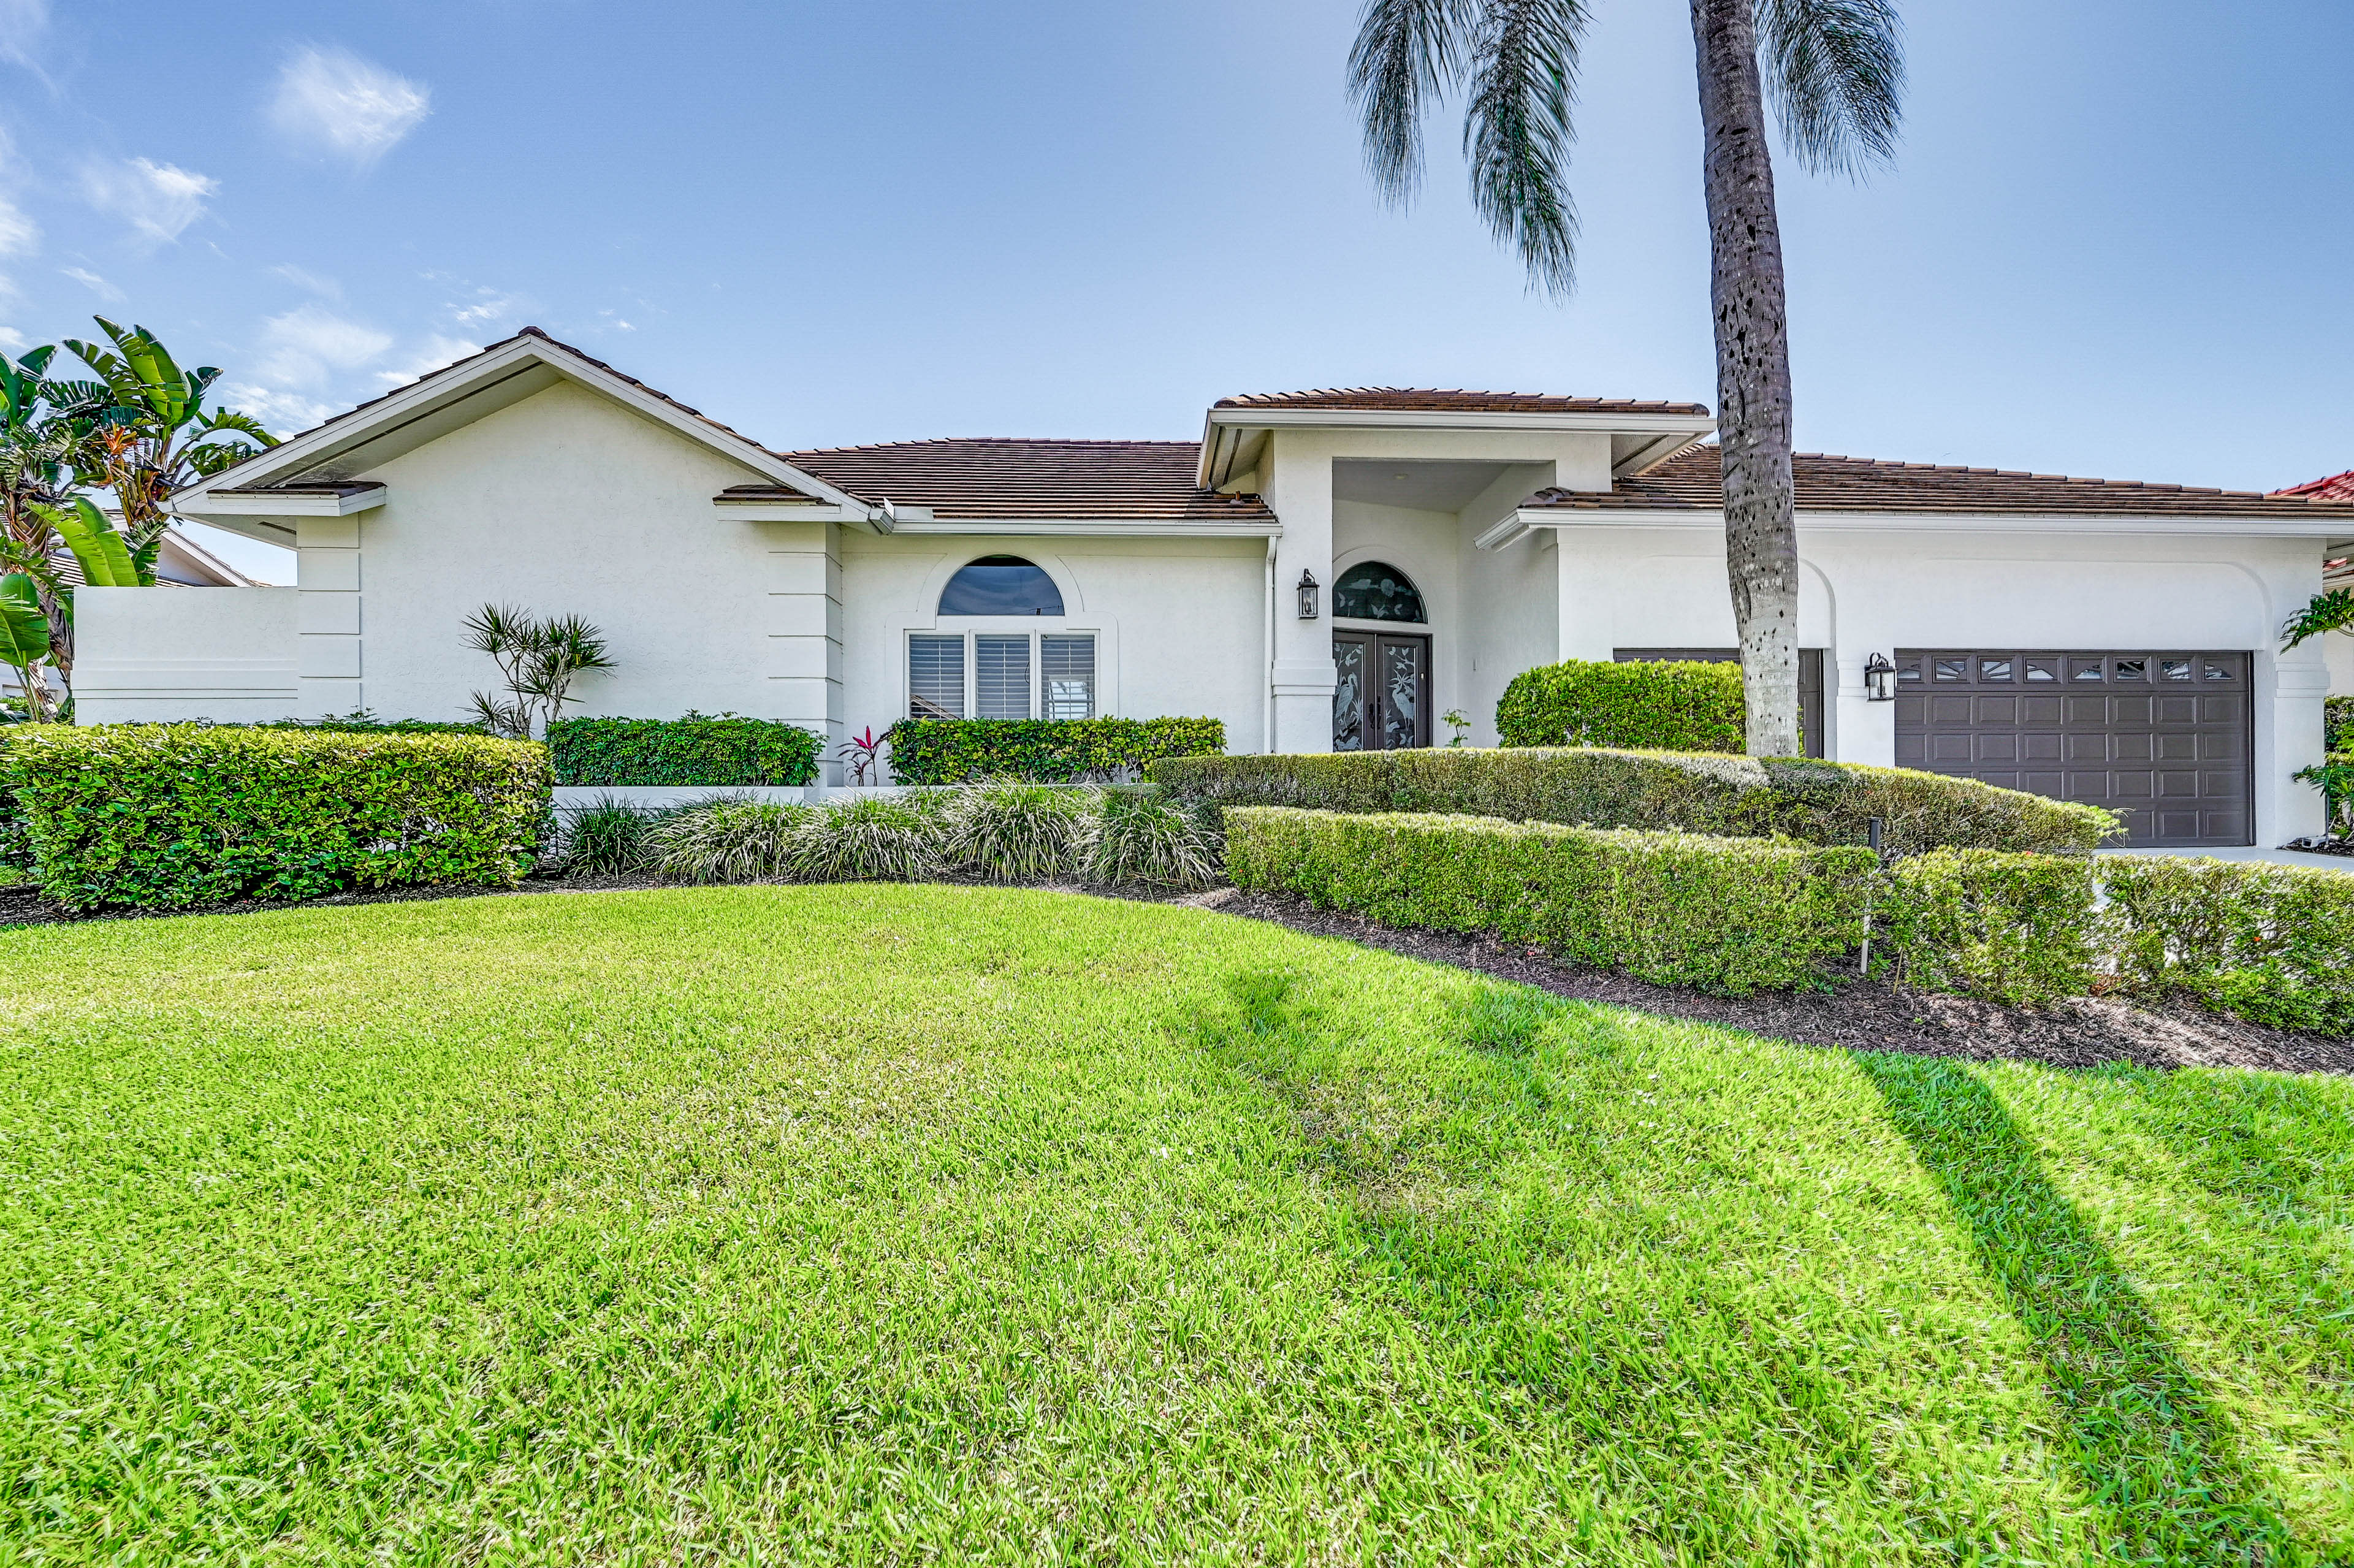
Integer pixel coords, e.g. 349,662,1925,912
910,555,1094,721
1333,560,1426,623
939,555,1065,617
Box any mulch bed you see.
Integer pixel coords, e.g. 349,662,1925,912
4,875,2347,1077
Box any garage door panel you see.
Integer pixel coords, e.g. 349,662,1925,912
1895,649,2250,848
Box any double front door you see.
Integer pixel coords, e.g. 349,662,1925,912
1333,633,1431,751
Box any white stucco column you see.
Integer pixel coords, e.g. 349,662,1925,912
1265,433,1336,753
295,515,362,718
764,520,845,782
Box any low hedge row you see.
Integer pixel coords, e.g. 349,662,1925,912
1495,658,1746,752
1150,745,2116,856
888,717,1224,784
1227,806,2354,1028
1227,807,1875,994
546,713,824,787
0,725,551,910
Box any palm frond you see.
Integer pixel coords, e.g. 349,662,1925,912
1463,0,1588,297
1752,0,1904,177
1348,0,1476,204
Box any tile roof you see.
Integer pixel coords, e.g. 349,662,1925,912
773,439,1274,522
1216,387,1710,417
1529,445,2354,519
2274,469,2354,503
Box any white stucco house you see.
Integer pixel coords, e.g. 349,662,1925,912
74,328,2354,848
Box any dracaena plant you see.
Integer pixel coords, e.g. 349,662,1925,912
50,316,277,582
463,603,617,739
1347,0,1903,757
2282,587,2353,652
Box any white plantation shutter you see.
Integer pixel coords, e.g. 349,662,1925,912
976,634,1032,719
908,634,966,718
1041,635,1095,720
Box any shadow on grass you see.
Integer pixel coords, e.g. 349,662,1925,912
1857,1051,2302,1564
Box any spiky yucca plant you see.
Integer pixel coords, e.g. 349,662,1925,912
943,784,1097,882
647,800,812,884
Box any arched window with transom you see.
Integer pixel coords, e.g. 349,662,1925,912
908,555,1094,722
1332,560,1426,623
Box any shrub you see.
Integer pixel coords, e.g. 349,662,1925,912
1,725,549,910
1086,785,1222,890
2101,856,2354,1035
1225,806,1875,995
888,717,1224,784
2295,753,2354,837
1875,850,2100,1007
2328,695,2353,755
942,784,1095,882
262,708,487,735
791,796,944,882
647,799,813,885
1495,659,1745,751
547,713,824,788
557,794,691,877
1149,747,2116,856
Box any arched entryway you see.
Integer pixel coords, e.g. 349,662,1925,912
1331,560,1431,750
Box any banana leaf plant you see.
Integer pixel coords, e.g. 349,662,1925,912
2282,587,2354,651
0,573,59,721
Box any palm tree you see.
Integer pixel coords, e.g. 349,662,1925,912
1349,0,1902,756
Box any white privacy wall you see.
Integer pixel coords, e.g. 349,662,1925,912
72,586,300,723
1543,520,2333,844
836,533,1267,755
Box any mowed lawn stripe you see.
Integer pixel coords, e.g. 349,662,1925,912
1,885,2348,1564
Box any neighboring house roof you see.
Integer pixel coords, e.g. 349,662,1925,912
2272,470,2354,503
1214,387,1711,417
1529,445,2354,520
769,438,1274,522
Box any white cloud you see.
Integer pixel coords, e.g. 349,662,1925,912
0,0,48,69
269,46,430,166
218,381,334,436
375,333,479,387
80,157,218,245
0,325,28,354
254,303,394,388
449,289,519,329
0,196,32,259
61,265,125,303
270,262,341,298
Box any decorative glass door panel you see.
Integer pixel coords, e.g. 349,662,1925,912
1333,633,1430,750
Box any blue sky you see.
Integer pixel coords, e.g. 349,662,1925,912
4,0,2350,581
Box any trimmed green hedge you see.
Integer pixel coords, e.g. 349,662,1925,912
1150,746,2116,856
2103,856,2354,1035
546,713,824,787
1226,806,1876,995
1876,848,2101,1007
1496,658,1745,751
888,717,1224,784
0,725,550,910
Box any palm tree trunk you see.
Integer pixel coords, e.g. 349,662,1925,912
1690,0,1803,758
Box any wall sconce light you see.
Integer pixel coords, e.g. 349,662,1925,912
1296,569,1320,620
1864,652,1897,702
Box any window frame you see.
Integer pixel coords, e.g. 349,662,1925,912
903,626,1103,721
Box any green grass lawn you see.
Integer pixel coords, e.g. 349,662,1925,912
3,886,2351,1565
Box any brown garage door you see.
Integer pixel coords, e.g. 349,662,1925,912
1893,650,2252,847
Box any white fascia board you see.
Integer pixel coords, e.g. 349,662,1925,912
711,500,870,523
1472,514,1536,552
178,335,868,516
177,487,386,520
1198,405,1714,489
1518,507,2354,539
886,519,1283,538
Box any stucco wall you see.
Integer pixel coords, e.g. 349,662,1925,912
838,533,1267,758
73,586,299,724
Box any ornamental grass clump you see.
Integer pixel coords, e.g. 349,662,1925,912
1086,785,1222,889
645,799,811,885
943,784,1096,882
557,796,669,877
791,795,943,883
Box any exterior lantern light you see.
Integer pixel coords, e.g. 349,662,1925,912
1864,652,1897,702
1296,569,1320,620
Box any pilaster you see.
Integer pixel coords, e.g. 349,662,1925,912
295,515,362,718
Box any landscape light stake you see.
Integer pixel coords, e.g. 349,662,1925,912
1859,815,1886,976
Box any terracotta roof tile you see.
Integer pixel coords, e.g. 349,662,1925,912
1531,446,2354,519
2274,469,2354,503
1216,386,1710,417
777,438,1273,522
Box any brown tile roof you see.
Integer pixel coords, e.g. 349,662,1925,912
1216,387,1710,417
774,439,1274,522
1529,445,2354,519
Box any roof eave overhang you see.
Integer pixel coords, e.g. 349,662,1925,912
175,333,878,522
1197,406,1716,490
884,517,1281,538
1510,505,2354,538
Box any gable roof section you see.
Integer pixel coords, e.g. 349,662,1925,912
1529,446,2354,522
1216,387,1709,417
768,439,1274,522
175,327,864,535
